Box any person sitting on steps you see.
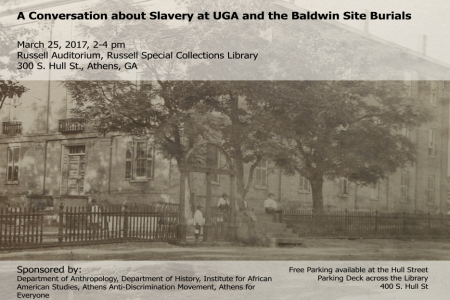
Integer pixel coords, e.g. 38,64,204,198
264,193,283,223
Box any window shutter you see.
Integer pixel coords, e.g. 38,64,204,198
125,142,133,179
428,129,436,156
60,147,70,195
340,178,348,195
256,169,261,185
430,82,437,106
347,180,350,194
7,148,13,182
146,141,153,178
300,175,310,191
13,148,20,181
135,141,146,178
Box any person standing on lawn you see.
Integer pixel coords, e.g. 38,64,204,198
193,205,205,241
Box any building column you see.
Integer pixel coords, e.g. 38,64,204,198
203,172,214,242
177,171,187,241
228,174,238,241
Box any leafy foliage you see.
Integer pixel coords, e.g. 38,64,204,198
0,80,28,110
261,81,432,210
0,18,37,110
65,80,221,164
65,0,434,207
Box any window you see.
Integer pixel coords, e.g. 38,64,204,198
400,127,411,150
339,178,349,197
430,81,437,107
125,140,154,180
136,75,154,101
403,71,412,96
69,145,85,154
135,141,148,178
401,127,410,138
6,147,20,183
400,171,409,202
427,175,435,204
255,160,268,187
125,143,132,179
370,181,379,200
299,175,310,192
67,146,85,195
403,70,418,96
428,129,436,157
10,95,21,121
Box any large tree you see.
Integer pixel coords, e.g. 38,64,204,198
261,81,432,211
67,0,275,199
67,0,432,206
64,80,220,165
0,8,37,110
65,79,281,200
65,0,199,164
188,81,282,198
173,0,276,198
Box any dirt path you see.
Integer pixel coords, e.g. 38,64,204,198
1,238,450,260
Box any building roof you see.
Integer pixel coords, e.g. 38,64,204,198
274,0,450,74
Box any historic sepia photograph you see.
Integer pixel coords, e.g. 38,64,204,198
1,0,450,262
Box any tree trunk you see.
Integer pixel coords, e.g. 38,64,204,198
0,94,7,111
234,154,246,197
227,92,260,200
228,92,247,198
310,176,324,213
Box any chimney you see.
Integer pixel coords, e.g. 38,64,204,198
417,34,427,55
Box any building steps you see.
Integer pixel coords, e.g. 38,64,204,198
249,210,303,247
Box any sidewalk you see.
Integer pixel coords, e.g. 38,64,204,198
2,238,450,260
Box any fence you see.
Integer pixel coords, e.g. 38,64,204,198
283,209,450,238
0,207,45,250
58,118,85,133
2,121,22,136
0,203,179,251
210,206,230,241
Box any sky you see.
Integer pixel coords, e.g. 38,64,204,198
294,0,450,70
